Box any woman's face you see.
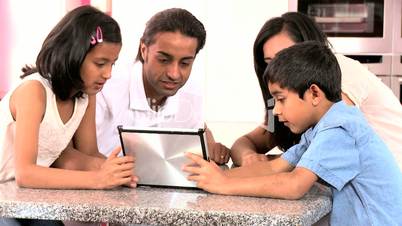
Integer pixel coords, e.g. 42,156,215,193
262,32,296,64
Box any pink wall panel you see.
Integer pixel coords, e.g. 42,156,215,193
0,0,11,99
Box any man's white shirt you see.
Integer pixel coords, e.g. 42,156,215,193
96,61,204,156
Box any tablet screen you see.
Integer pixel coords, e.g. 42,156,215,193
118,126,208,188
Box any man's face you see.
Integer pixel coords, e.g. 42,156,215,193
141,31,198,102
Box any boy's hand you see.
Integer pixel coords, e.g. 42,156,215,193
97,147,138,189
183,152,230,194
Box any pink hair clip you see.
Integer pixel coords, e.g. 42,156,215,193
90,26,103,45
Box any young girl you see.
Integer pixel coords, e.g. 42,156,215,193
0,5,136,190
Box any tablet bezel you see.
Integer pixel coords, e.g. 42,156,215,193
117,125,209,188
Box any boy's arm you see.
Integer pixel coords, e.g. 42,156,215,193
184,153,317,199
223,167,318,199
224,156,292,178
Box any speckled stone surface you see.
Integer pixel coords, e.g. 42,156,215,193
0,181,332,225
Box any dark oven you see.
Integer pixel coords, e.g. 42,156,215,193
289,0,401,103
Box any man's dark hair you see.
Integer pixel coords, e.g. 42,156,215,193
135,8,206,62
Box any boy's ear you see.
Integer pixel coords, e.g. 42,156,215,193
309,84,323,106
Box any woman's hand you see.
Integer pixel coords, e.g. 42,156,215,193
183,152,231,194
96,147,138,189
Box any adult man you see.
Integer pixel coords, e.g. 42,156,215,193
96,8,229,164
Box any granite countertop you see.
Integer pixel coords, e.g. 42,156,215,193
0,181,332,225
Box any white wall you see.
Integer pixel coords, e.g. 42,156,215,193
5,0,288,146
111,0,288,145
8,0,65,88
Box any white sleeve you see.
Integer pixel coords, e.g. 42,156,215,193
336,54,371,107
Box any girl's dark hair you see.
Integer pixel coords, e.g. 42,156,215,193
253,12,329,150
21,5,121,101
135,8,206,62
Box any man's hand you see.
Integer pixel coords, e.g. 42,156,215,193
208,142,230,164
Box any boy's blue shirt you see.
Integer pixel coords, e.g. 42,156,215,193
282,101,402,226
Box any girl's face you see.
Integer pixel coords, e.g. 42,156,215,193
80,42,121,96
262,31,295,64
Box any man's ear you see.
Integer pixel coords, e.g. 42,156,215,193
309,84,323,106
140,42,147,60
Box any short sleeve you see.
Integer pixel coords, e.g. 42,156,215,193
297,127,360,191
336,54,370,106
281,132,310,166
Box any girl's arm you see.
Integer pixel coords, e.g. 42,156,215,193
11,81,135,189
183,153,317,199
73,94,106,159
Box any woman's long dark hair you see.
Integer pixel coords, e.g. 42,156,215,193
253,12,329,150
21,5,121,101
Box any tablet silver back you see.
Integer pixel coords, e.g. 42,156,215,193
119,127,208,188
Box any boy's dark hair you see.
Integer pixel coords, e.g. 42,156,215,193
135,8,206,62
253,12,330,150
21,5,122,101
265,41,342,102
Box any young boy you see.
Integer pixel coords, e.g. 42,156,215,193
183,42,402,225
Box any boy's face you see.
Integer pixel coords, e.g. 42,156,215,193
140,31,198,102
268,82,317,134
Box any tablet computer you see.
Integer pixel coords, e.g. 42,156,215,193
117,125,209,188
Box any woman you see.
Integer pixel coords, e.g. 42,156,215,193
230,12,402,167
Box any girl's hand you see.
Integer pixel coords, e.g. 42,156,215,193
96,147,137,189
182,152,230,194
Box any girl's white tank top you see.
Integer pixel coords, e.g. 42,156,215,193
0,73,88,182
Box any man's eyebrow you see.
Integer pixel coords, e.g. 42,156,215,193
157,51,172,58
157,51,195,61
